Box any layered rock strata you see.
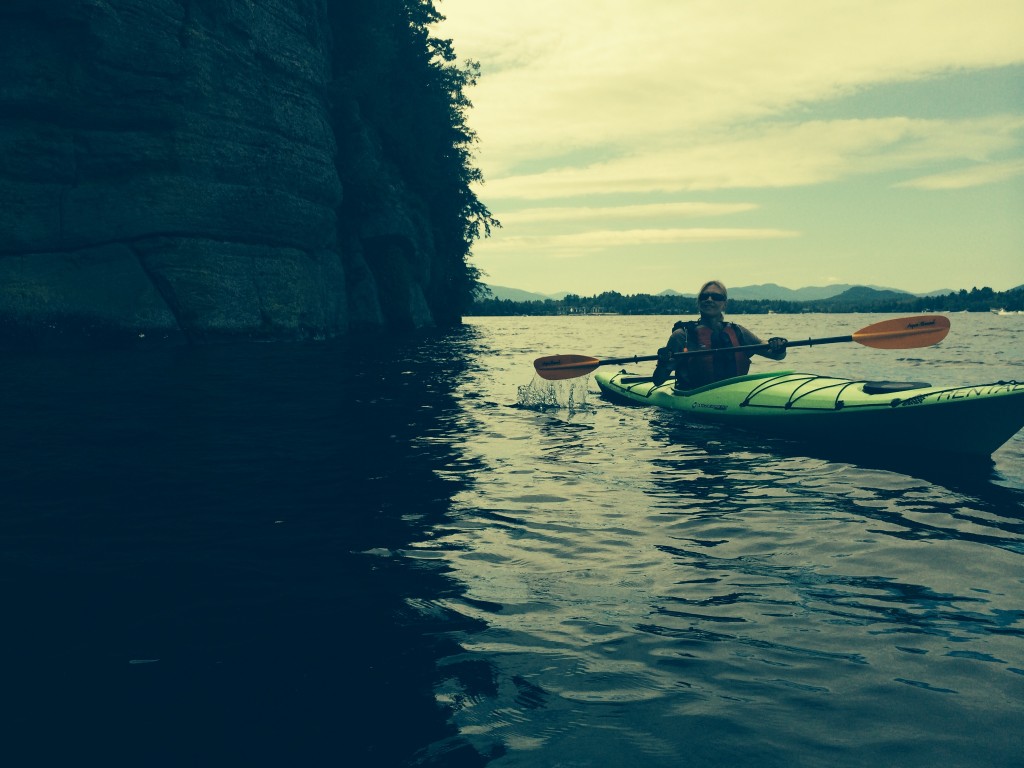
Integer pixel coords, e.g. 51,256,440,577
0,0,458,342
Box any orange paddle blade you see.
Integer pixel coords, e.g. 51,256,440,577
851,315,950,349
533,354,602,381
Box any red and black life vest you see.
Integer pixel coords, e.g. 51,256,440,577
681,321,750,386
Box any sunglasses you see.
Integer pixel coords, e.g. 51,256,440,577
699,292,727,302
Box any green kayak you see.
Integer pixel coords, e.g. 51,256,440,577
594,370,1024,458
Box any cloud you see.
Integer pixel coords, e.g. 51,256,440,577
500,201,759,224
896,158,1024,189
479,115,1024,200
435,1,1024,295
483,227,800,257
439,1,1024,175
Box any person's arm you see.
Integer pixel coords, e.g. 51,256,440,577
652,328,688,384
735,324,787,360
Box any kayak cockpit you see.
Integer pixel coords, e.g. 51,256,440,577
861,380,932,395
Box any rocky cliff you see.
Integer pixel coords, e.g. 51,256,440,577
0,0,485,343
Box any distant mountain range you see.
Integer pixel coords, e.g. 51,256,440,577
482,283,956,303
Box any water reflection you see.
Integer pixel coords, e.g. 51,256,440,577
0,332,495,767
648,407,1024,512
640,415,1024,716
7,313,1022,766
423,315,1024,767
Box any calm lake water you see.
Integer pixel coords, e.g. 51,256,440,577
1,312,1022,767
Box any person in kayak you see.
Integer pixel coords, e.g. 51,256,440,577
653,280,788,389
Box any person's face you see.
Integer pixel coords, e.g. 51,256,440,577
697,285,727,318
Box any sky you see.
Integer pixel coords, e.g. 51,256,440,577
431,1,1024,296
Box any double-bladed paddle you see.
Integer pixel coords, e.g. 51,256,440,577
533,314,951,381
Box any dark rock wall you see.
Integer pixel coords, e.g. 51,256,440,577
0,0,456,342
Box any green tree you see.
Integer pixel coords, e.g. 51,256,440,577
329,0,499,324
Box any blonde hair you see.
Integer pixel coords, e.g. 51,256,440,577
698,280,727,298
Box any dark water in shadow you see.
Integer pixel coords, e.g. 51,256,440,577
2,313,1023,767
0,332,490,767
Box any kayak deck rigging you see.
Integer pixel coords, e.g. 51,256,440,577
610,372,937,409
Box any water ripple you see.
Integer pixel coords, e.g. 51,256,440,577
421,315,1024,767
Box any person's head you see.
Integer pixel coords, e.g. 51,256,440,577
697,280,728,318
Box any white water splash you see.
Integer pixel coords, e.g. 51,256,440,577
516,375,591,413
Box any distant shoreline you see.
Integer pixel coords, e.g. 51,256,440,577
470,285,1023,317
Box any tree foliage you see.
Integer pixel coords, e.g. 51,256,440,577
328,0,498,322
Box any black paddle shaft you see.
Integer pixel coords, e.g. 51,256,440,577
671,334,853,359
598,336,852,365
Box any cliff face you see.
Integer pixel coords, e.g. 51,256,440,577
0,0,466,343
